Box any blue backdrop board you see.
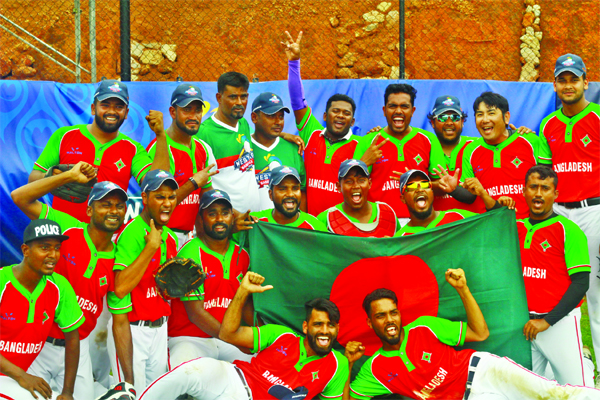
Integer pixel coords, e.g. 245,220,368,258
1,79,599,265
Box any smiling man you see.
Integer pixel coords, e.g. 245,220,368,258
318,159,399,237
138,272,350,400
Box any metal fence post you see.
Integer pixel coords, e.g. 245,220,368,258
120,0,131,81
89,0,96,83
399,0,405,80
74,0,81,83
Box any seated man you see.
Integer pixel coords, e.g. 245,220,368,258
139,272,349,400
318,159,400,237
345,270,600,399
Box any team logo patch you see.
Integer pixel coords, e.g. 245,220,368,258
581,135,592,147
387,372,398,382
42,311,49,324
99,276,108,286
540,240,551,252
562,57,575,66
414,154,423,165
348,159,360,166
185,86,198,96
105,182,119,190
311,371,319,381
276,346,288,356
1,312,15,321
157,170,169,178
442,97,454,106
421,351,432,363
237,272,243,284
281,167,293,173
213,191,224,198
269,94,280,104
115,159,126,172
109,83,122,92
511,157,523,168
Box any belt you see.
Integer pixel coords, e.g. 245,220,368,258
557,197,600,209
46,337,66,347
463,354,480,400
234,366,252,400
529,312,548,320
130,316,166,328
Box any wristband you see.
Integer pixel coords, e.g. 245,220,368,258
189,176,199,190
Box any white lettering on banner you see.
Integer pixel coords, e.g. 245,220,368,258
553,162,593,173
486,184,523,196
179,193,200,206
77,296,98,315
0,340,44,354
262,370,292,388
308,178,339,193
523,267,547,279
414,367,448,399
204,297,232,310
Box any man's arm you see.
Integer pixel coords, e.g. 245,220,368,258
219,272,273,349
175,164,217,205
0,354,53,399
184,299,221,338
28,169,46,183
112,312,135,384
445,268,489,342
343,341,365,400
146,110,170,173
284,31,308,125
59,329,79,400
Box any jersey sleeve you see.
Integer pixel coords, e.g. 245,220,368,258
318,351,350,400
305,213,329,232
460,143,477,183
130,139,153,184
426,131,447,178
114,223,146,271
296,107,324,144
176,240,205,301
537,115,554,164
521,133,540,161
416,316,467,347
564,221,592,275
107,292,132,314
197,138,217,189
251,324,294,353
349,356,391,399
39,203,85,231
51,273,85,332
352,132,379,173
33,128,65,172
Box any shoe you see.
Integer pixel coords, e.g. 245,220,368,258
583,345,593,362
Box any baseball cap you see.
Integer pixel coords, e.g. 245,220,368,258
23,219,69,244
269,166,301,189
252,92,291,115
554,54,587,77
399,169,431,194
87,181,129,205
430,95,462,118
94,80,129,105
171,84,205,108
338,159,369,180
199,189,233,210
141,170,179,193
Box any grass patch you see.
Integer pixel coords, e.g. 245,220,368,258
581,299,597,371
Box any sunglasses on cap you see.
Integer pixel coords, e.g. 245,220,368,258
403,181,432,191
436,114,461,123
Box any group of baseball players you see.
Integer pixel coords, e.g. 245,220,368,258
1,28,599,400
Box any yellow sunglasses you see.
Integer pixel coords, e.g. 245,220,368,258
403,181,432,191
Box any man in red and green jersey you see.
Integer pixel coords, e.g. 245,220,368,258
518,166,593,386
198,72,261,213
538,54,600,368
461,92,539,219
29,80,170,222
11,163,135,399
0,219,84,400
318,160,400,237
250,92,306,211
282,31,361,216
147,83,216,246
168,189,254,368
139,272,349,400
346,272,600,400
353,84,447,223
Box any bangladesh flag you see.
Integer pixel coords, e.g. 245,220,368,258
248,207,531,369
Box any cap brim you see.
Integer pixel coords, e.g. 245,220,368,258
270,172,301,188
433,107,461,117
339,164,370,179
96,93,129,105
256,106,291,114
26,234,70,244
174,98,205,107
201,197,233,210
88,187,129,205
554,67,584,77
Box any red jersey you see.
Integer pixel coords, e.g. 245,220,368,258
395,209,477,236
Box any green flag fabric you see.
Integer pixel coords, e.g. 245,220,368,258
248,207,532,369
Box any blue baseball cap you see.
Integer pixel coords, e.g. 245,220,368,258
430,95,462,118
269,166,301,189
199,189,232,210
554,54,587,77
399,169,430,194
171,83,205,107
252,92,291,115
94,80,129,105
141,170,179,193
23,219,69,244
88,181,128,205
338,159,369,180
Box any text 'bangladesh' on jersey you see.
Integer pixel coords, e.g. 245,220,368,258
538,102,600,202
33,124,152,222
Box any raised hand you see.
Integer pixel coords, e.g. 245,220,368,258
146,110,165,136
509,123,534,135
462,177,486,197
191,163,218,189
145,219,163,250
433,165,459,193
233,209,255,233
282,31,303,61
16,371,52,399
360,134,389,167
345,341,366,364
241,271,273,294
497,196,516,210
445,268,467,289
69,161,97,183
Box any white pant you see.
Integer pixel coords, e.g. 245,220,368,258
88,299,111,389
554,204,600,363
174,230,194,250
139,357,249,400
27,337,93,400
168,336,254,368
107,318,169,394
468,352,600,399
0,375,58,400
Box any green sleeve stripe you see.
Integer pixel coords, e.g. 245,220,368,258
60,314,84,332
113,263,127,271
349,388,374,399
457,321,465,346
252,326,260,353
136,164,152,182
567,265,591,274
297,107,312,131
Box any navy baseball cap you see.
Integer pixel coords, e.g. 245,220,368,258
399,169,431,194
252,92,291,115
554,54,587,77
199,189,232,210
141,170,179,193
171,84,205,107
23,219,69,244
94,80,129,105
88,181,129,205
338,159,369,180
431,95,462,118
269,166,301,189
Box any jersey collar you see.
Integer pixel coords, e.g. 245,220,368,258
251,136,280,152
320,128,353,143
210,114,240,133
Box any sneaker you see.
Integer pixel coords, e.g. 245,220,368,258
583,345,593,362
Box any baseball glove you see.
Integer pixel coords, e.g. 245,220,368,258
94,382,136,400
155,257,206,299
45,164,97,203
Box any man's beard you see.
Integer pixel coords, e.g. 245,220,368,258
435,130,461,146
410,204,433,220
204,222,231,240
95,113,125,133
176,118,199,136
274,198,299,219
306,331,335,356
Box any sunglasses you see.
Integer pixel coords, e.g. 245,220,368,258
436,114,461,123
403,181,432,192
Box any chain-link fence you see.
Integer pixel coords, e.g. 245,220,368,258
1,0,598,83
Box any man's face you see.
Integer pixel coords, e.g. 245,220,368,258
401,175,433,220
270,176,302,219
383,93,415,136
554,71,588,106
22,238,62,276
523,173,558,219
367,298,401,346
142,183,177,226
430,111,463,146
87,193,127,233
171,101,204,136
324,101,355,138
92,98,129,133
337,168,371,211
201,201,233,240
303,309,339,357
475,103,510,145
217,85,249,121
252,110,285,140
